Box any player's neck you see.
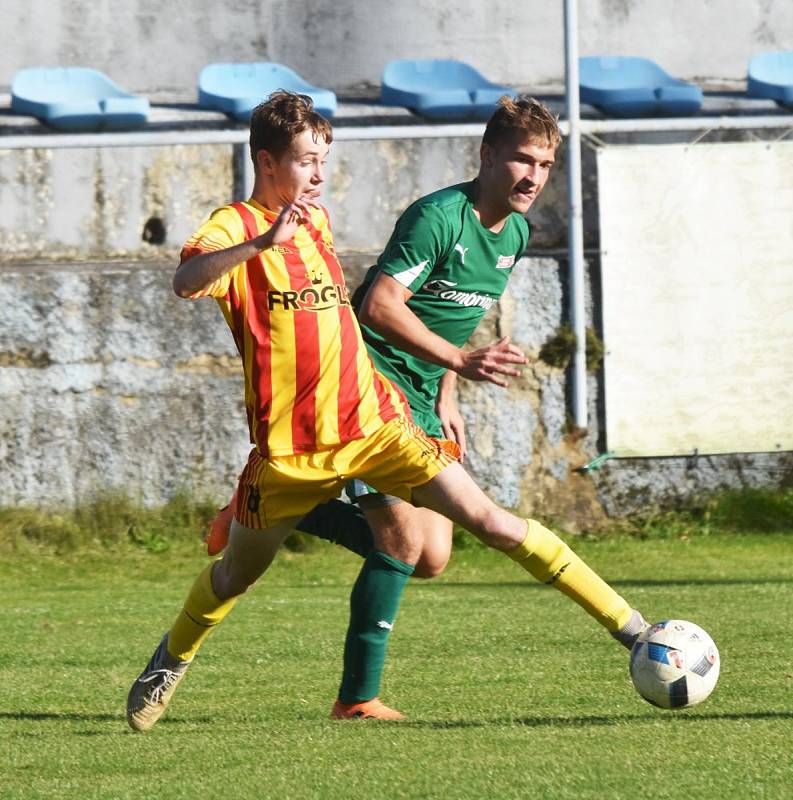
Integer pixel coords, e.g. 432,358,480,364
471,179,509,233
250,178,284,216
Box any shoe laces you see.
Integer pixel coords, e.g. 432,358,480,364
138,667,184,704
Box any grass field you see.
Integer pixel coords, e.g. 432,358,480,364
1,529,791,799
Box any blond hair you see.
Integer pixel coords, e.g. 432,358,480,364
483,95,561,150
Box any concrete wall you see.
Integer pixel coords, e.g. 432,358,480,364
2,257,789,527
1,1,792,96
0,144,236,262
0,261,250,508
2,1,792,520
0,134,573,264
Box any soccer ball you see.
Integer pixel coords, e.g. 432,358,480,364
630,619,720,709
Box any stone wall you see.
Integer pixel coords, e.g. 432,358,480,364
0,261,249,508
2,257,789,528
2,0,791,520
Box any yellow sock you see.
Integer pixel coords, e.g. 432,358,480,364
167,562,239,661
508,519,632,632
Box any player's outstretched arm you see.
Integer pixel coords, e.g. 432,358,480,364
359,273,527,387
173,195,317,298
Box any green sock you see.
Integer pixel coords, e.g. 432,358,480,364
296,498,374,558
338,550,414,704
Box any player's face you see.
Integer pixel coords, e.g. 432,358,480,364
259,128,329,208
482,132,556,216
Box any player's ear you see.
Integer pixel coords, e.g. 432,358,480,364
256,148,277,176
480,142,494,170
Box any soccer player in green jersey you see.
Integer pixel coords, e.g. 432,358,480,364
331,95,569,719
202,96,648,722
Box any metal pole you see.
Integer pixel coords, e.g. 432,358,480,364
564,0,588,429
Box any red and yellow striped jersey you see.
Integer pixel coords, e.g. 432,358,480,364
180,200,409,456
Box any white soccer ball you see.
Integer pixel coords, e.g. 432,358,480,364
629,619,720,709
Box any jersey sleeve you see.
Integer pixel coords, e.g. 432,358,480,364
179,206,248,299
376,203,452,293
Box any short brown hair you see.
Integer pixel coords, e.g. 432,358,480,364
482,95,561,150
249,91,333,162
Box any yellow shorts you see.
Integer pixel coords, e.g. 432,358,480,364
233,416,457,529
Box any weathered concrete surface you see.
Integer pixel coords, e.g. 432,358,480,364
1,1,791,95
3,73,788,266
3,258,789,527
0,144,235,262
0,262,249,507
4,121,787,266
0,134,572,264
2,1,792,522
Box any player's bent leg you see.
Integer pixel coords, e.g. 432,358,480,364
206,495,377,560
211,517,296,599
171,517,293,665
127,518,296,732
412,464,646,646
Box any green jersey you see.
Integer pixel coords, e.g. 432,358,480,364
356,181,530,437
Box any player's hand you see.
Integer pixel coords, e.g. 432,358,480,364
258,192,319,248
457,336,527,387
437,395,468,463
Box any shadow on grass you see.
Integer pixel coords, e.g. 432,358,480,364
0,711,211,725
432,577,793,590
264,576,793,594
405,710,793,729
5,709,790,732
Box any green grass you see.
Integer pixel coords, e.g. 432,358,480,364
2,488,791,553
1,531,791,800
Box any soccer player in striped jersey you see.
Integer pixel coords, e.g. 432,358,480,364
126,92,647,732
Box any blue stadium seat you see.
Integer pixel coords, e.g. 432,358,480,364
579,56,703,117
747,51,793,109
197,63,337,121
10,67,149,131
380,59,516,120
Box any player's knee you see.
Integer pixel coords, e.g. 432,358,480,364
470,506,524,552
412,553,449,579
214,574,253,601
212,561,258,600
373,526,423,565
411,524,452,578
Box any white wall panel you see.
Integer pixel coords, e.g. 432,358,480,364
598,142,793,456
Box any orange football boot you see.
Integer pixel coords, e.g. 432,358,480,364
330,697,405,721
205,491,236,556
